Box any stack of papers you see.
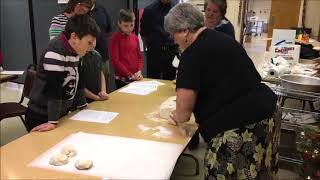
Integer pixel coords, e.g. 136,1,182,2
70,110,119,124
118,80,164,95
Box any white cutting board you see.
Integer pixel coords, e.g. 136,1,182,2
29,132,183,180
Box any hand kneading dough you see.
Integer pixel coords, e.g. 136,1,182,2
49,154,69,166
75,160,93,170
159,96,176,120
61,145,77,158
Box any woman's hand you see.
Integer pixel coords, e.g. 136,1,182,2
169,110,178,126
31,123,56,132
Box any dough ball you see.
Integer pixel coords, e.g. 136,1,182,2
159,96,176,120
61,145,77,158
75,160,93,170
49,154,69,166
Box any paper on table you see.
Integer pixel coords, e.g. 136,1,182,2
70,110,118,124
147,80,165,86
128,82,158,91
118,80,165,95
129,80,164,86
118,86,156,95
0,71,24,75
29,132,183,180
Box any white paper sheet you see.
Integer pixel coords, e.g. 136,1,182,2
0,71,24,75
146,80,165,86
118,86,156,95
128,82,158,91
130,80,165,87
118,80,165,95
29,132,183,180
70,110,118,124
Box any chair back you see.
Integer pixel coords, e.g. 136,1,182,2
21,64,36,102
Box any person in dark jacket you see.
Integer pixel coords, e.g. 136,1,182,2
140,0,177,80
89,0,112,87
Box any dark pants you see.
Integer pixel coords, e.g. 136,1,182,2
115,79,127,89
146,46,177,80
25,108,48,132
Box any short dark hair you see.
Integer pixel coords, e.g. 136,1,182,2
64,0,95,13
118,9,135,23
64,14,100,39
204,0,227,17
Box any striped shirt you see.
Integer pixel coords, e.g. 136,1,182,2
49,14,68,40
28,33,86,123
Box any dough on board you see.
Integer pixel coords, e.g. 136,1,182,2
61,145,77,158
49,153,69,166
159,96,176,120
75,160,93,170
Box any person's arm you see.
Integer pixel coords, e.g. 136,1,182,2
100,71,107,92
73,60,87,109
84,88,100,101
31,51,65,132
109,35,134,78
98,71,108,100
174,88,197,124
171,50,200,126
134,36,144,80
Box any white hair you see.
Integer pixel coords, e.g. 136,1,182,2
164,3,204,34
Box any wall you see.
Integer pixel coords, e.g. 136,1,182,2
304,0,320,39
248,0,320,40
1,0,127,70
32,0,127,60
225,0,242,42
1,0,33,70
250,0,271,23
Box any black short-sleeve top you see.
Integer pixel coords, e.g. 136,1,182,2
176,29,277,140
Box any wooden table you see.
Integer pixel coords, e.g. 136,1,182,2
0,79,197,179
0,74,18,83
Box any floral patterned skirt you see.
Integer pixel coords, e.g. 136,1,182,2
204,110,281,180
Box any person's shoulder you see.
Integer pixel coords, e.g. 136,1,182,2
47,36,70,56
92,2,108,14
130,33,139,39
110,32,121,39
145,1,159,10
52,14,67,20
91,50,102,58
223,20,235,29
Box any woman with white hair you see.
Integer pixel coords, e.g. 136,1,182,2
165,3,280,179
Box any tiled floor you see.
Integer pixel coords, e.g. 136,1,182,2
0,34,300,179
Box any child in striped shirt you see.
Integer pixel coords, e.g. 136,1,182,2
26,15,100,132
